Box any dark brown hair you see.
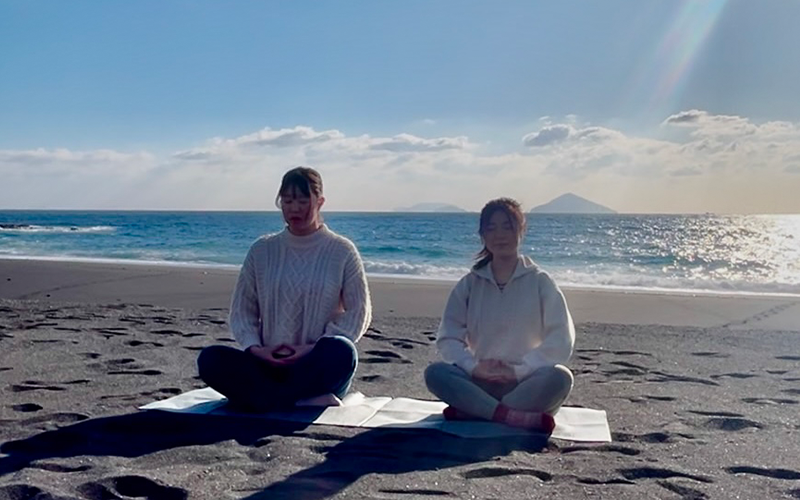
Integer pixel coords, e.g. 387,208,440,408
473,197,527,270
275,166,323,206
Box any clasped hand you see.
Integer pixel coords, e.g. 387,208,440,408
247,343,314,366
472,359,516,384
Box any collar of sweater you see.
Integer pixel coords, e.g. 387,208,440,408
281,224,331,249
472,254,539,285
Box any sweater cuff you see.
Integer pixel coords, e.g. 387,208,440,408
237,336,262,352
455,356,478,376
513,363,533,382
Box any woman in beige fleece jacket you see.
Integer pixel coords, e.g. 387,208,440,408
425,198,575,432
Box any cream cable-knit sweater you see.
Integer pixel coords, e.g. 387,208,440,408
437,255,574,381
229,225,372,350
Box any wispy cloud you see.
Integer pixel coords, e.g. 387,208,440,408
3,111,800,212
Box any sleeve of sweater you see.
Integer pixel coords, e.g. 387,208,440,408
323,244,372,342
436,276,478,375
228,244,262,351
513,272,575,381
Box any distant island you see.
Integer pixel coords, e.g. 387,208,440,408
394,202,468,213
530,193,616,214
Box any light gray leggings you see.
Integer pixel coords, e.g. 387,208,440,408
425,362,574,420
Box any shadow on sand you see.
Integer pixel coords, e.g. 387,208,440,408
1,410,548,499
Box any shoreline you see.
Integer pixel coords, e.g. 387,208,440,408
2,257,800,330
2,255,799,301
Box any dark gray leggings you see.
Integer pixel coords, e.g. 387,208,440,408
425,362,573,419
197,335,357,412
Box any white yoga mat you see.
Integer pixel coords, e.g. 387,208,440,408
140,388,611,442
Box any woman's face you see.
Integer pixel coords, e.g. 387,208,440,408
482,209,520,259
281,186,324,236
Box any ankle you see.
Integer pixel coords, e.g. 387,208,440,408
493,404,556,433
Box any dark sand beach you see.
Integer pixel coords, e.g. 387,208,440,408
2,259,800,499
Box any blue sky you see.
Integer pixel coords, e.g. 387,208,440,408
2,1,800,212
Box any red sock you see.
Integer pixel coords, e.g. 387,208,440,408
492,404,556,433
442,405,478,421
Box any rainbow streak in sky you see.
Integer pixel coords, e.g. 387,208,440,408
630,0,729,121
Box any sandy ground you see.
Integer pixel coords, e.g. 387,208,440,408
1,258,800,499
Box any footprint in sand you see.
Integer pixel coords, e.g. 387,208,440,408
725,466,800,480
93,326,130,339
613,431,695,444
560,444,641,456
126,340,164,347
31,462,92,473
701,417,762,431
379,488,454,496
11,403,42,412
645,395,677,402
107,369,163,376
362,350,412,364
648,370,718,386
575,477,635,485
21,321,59,330
618,467,713,483
149,316,176,325
11,381,66,392
741,397,798,406
688,410,744,417
656,480,710,499
78,475,188,500
461,467,552,481
710,372,758,380
612,350,654,357
120,316,147,325
691,351,730,358
150,329,184,336
151,329,205,339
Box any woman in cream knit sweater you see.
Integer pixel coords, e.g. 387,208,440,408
425,198,574,432
198,167,372,411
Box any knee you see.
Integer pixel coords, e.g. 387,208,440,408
424,362,454,392
316,336,357,370
552,364,575,394
197,345,231,378
315,335,358,362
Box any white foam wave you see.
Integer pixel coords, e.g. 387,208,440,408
0,254,239,270
552,269,800,298
363,260,468,279
0,224,116,234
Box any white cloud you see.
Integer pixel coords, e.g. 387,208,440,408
368,133,470,152
523,124,574,147
0,148,152,167
3,112,800,213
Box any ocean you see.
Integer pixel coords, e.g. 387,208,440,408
1,211,799,297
